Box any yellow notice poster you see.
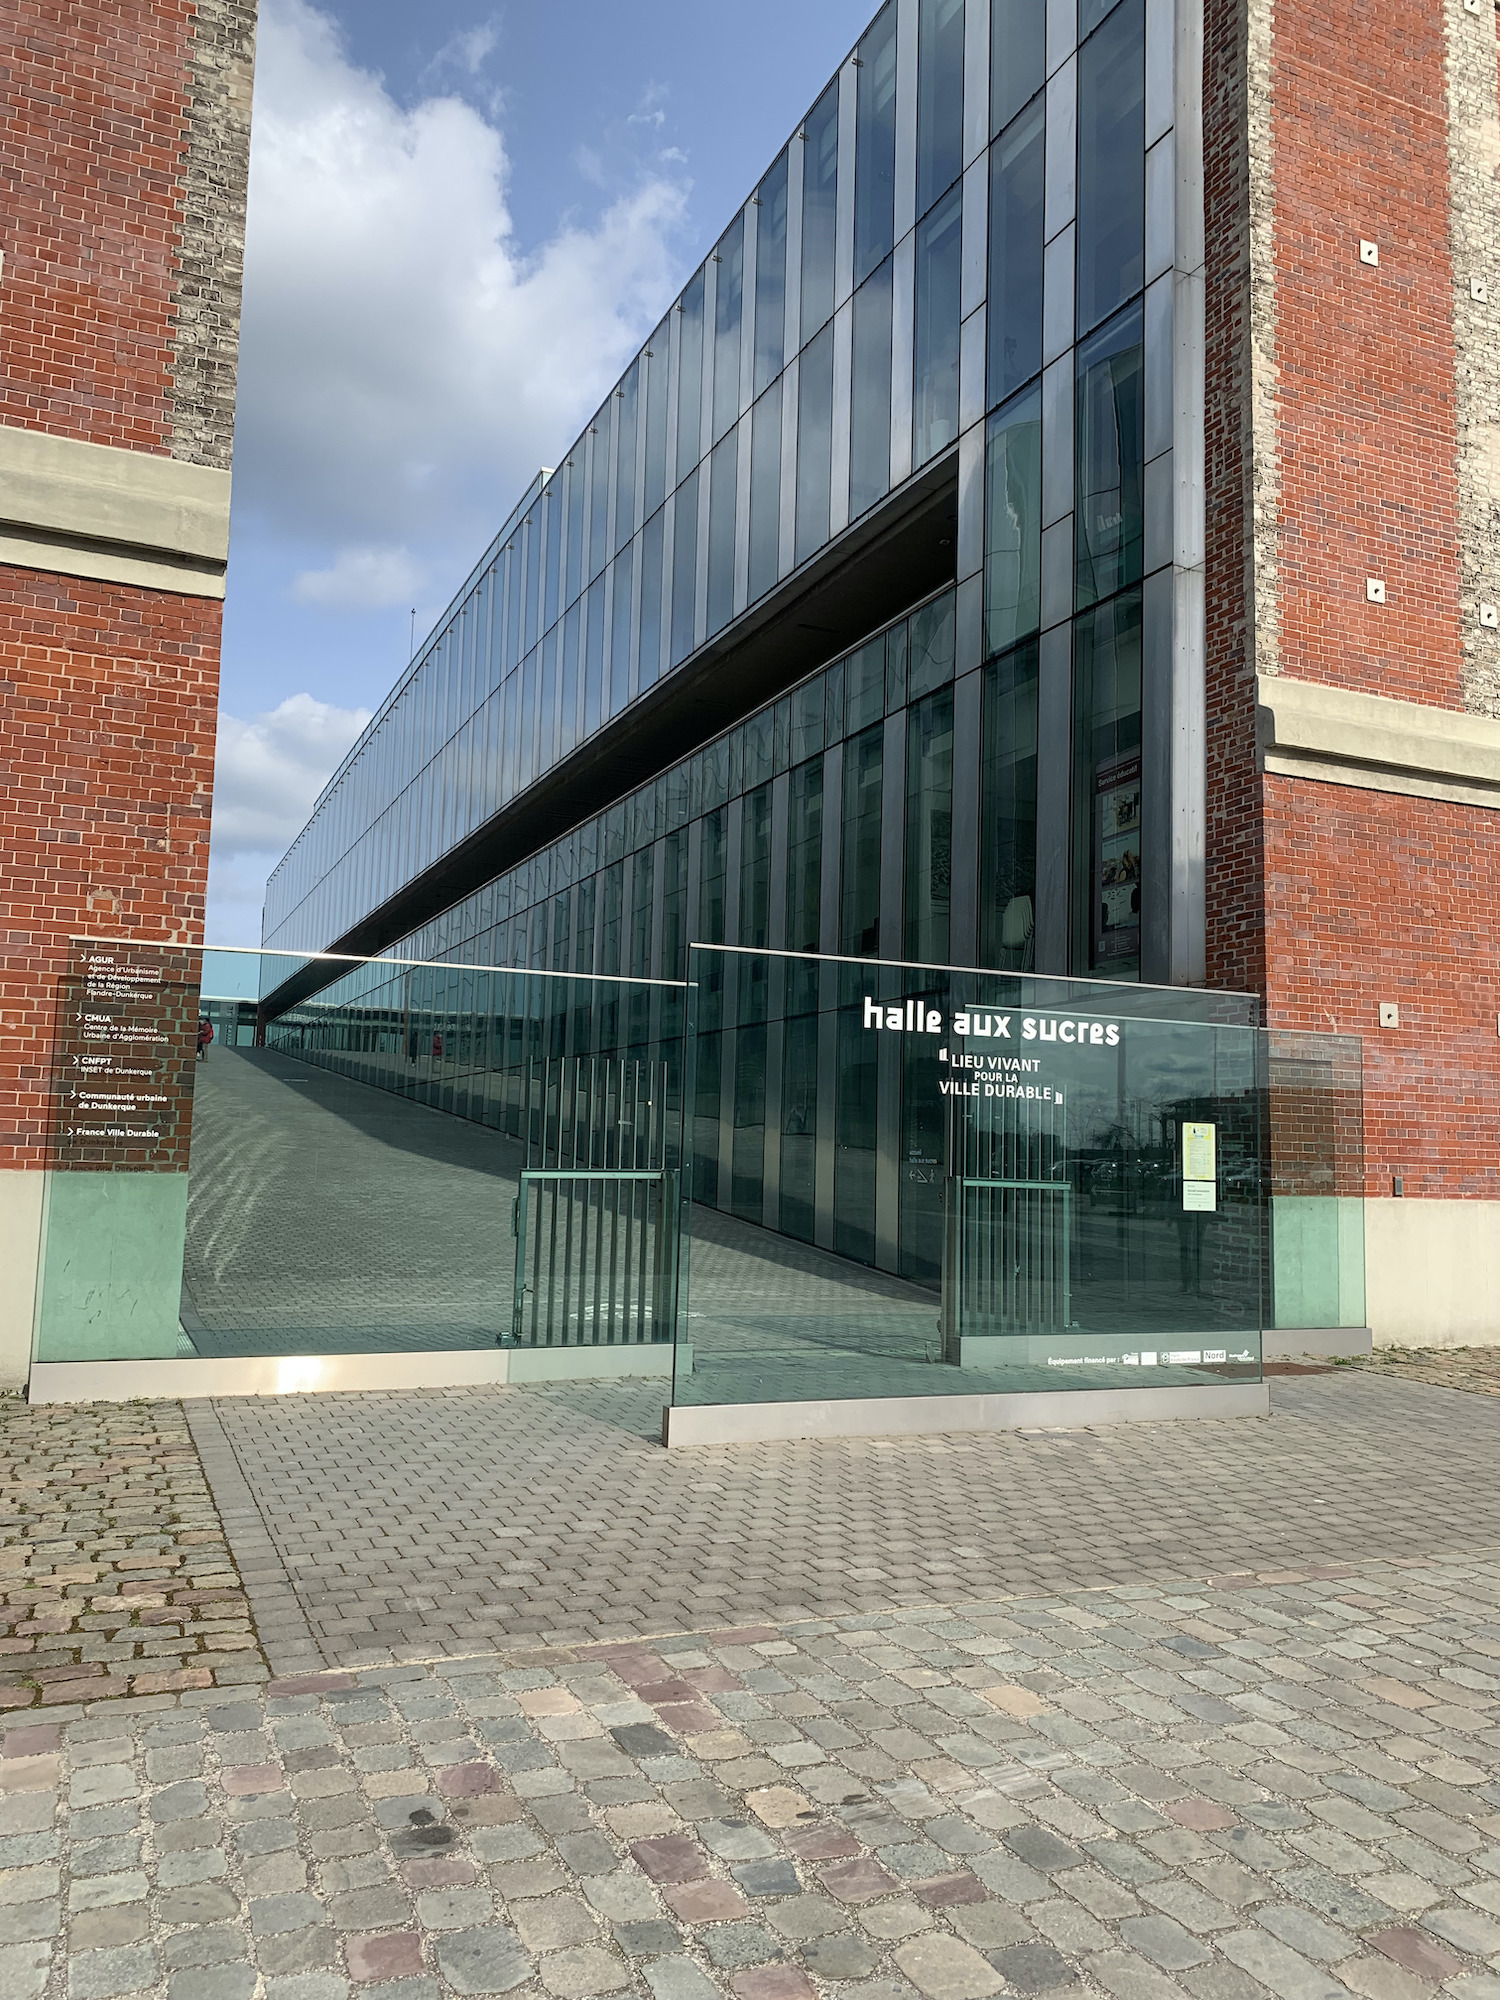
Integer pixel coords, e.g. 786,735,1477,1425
1182,1121,1217,1183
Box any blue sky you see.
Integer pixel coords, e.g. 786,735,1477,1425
211,0,873,941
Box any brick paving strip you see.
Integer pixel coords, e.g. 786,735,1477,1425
0,1399,270,1711
4,1549,1500,2000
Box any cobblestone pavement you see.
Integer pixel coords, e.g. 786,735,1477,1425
5,1547,1500,2000
0,1400,270,1712
1350,1354,1500,1400
195,1371,1500,1673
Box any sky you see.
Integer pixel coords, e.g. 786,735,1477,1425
210,0,875,944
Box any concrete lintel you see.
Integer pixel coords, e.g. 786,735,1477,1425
1257,672,1500,808
0,423,232,596
661,1380,1269,1448
27,1341,680,1404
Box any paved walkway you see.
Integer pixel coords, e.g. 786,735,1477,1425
187,1371,1500,1674
4,1543,1499,2000
0,1400,269,1711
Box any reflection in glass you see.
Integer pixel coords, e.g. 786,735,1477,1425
538,629,557,774
909,593,955,699
753,154,788,396
608,544,633,719
1075,304,1144,608
542,483,562,630
643,321,670,517
917,0,965,217
786,757,823,954
913,186,962,467
991,0,1046,137
980,638,1039,968
670,468,700,667
780,1011,818,1244
677,270,705,480
707,431,738,638
598,861,624,976
748,382,783,604
1072,587,1143,978
583,577,604,735
559,601,580,757
840,721,884,957
564,456,584,608
1077,0,1145,336
834,987,877,1264
614,366,638,553
795,323,835,566
987,100,1045,408
801,81,840,342
984,385,1042,654
522,508,541,654
638,510,664,694
660,826,687,979
850,260,894,521
905,688,953,963
588,405,612,583
713,215,744,445
855,2,898,286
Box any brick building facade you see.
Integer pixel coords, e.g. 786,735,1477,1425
0,0,257,1387
1206,0,1500,1340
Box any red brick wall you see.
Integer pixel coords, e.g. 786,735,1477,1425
1270,0,1464,711
1263,775,1500,1196
0,572,220,1168
0,0,196,454
1202,0,1267,1000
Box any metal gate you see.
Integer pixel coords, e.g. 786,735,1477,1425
511,1167,680,1347
508,1055,680,1348
947,1178,1071,1339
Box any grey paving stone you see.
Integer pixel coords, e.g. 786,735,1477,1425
150,1784,210,1824
612,1920,681,1957
643,1957,721,2000
1118,1916,1212,1971
0,1940,53,2000
163,1927,249,1970
66,1943,162,1999
434,1926,532,1996
702,1920,782,1968
1217,1926,1350,2000
167,1967,258,2000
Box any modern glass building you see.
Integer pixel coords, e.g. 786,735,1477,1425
263,0,1203,1014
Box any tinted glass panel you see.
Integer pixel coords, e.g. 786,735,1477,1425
614,364,638,552
917,0,965,216
991,0,1046,136
1077,0,1145,335
713,215,744,444
670,467,700,666
608,543,633,718
588,404,612,582
748,382,783,604
984,383,1042,654
840,721,884,957
583,578,604,734
801,81,840,342
644,321,670,516
542,484,562,629
753,154,789,396
786,756,823,954
677,270,705,480
795,322,835,565
913,185,963,466
850,260,893,521
905,687,954,963
854,2,898,286
564,459,584,606
707,431,739,638
987,99,1045,407
979,637,1040,969
909,591,955,699
1075,303,1144,608
1072,587,1143,978
638,509,664,694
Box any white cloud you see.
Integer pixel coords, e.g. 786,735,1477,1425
211,694,373,860
233,0,691,554
292,544,424,610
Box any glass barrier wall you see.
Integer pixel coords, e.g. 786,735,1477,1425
673,945,1266,1408
34,942,681,1364
1266,1029,1366,1331
35,937,1357,1404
